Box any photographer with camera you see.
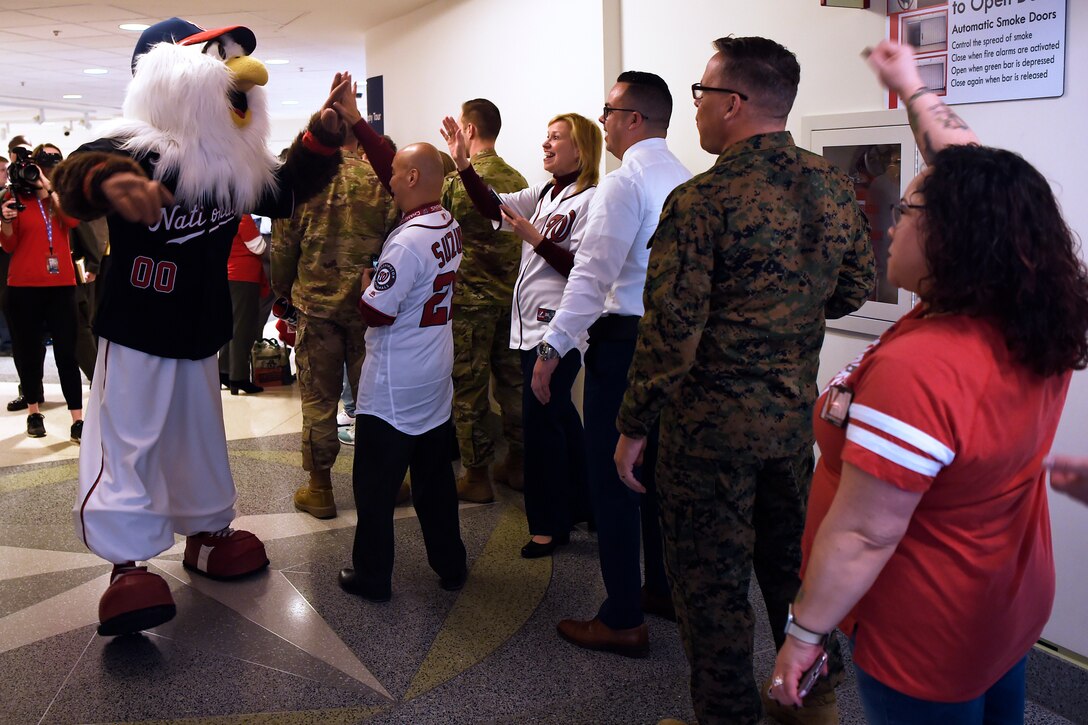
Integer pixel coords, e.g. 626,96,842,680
0,142,85,442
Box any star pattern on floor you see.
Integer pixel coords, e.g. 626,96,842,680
0,447,553,721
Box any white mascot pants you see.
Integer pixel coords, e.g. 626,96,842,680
73,340,237,564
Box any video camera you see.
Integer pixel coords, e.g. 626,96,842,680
6,147,41,212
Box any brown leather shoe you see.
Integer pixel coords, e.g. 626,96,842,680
456,465,494,503
556,616,648,658
641,584,676,621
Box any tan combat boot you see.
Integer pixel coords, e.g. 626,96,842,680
294,469,337,519
456,465,494,503
492,449,523,492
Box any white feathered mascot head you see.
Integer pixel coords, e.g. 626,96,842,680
112,17,280,214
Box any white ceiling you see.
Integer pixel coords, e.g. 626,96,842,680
0,1,434,124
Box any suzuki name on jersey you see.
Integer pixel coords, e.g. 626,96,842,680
431,226,464,268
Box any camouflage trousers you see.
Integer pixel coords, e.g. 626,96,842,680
656,444,833,725
451,304,522,468
295,313,366,472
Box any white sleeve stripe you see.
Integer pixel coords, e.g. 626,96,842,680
849,404,955,465
846,425,944,477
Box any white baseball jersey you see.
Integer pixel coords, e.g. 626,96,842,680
497,180,596,351
357,205,462,435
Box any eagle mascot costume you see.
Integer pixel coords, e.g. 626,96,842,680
52,18,345,637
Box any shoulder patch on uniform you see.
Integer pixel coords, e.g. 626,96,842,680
374,262,397,291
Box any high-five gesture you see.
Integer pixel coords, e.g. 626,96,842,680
439,116,470,171
331,71,363,127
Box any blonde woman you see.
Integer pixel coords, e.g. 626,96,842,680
443,112,602,557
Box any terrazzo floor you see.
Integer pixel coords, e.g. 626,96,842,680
0,354,1082,724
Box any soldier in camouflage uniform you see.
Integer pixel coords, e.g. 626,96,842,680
615,38,874,725
271,132,396,519
441,99,528,503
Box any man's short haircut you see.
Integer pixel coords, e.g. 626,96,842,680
0,155,8,164
616,71,673,129
382,135,397,153
461,98,502,141
7,135,29,154
712,36,800,119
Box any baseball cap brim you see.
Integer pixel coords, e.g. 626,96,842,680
179,26,256,56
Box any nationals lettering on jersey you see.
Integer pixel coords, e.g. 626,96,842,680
357,207,463,435
79,137,297,360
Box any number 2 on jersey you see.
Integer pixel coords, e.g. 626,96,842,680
419,271,456,327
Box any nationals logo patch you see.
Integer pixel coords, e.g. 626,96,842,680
374,262,397,291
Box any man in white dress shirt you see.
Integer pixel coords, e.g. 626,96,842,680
533,72,692,656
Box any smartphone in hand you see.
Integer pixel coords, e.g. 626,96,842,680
488,186,505,212
798,649,829,699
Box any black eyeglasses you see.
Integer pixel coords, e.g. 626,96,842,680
891,199,925,226
602,105,649,121
691,83,749,101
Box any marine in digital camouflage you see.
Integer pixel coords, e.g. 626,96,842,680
271,154,396,322
617,130,872,725
441,149,527,307
617,131,873,460
271,153,396,473
442,149,528,468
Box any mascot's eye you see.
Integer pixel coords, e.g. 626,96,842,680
204,40,227,60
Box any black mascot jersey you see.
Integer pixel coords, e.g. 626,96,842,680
81,138,298,360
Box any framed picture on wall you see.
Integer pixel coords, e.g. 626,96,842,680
803,110,923,336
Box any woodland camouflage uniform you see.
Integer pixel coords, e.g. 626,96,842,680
617,131,874,725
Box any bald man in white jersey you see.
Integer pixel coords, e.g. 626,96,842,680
333,80,467,601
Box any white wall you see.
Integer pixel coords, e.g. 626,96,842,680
364,0,608,188
370,0,1088,658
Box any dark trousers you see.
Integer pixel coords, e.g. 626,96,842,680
218,280,261,382
583,334,669,630
74,280,97,382
657,446,816,725
350,415,466,593
520,348,587,538
7,285,83,409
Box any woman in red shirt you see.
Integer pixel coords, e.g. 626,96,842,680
0,144,85,441
218,213,266,394
767,42,1088,724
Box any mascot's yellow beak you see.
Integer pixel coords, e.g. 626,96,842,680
225,55,268,128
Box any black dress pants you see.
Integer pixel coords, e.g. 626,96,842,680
520,348,587,538
583,331,669,630
7,285,83,408
350,414,466,594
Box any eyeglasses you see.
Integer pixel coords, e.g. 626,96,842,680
691,83,749,101
602,105,649,121
891,199,925,226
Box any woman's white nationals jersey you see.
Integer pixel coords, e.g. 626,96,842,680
357,205,462,434
498,181,596,351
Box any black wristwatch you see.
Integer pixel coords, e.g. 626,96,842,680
784,603,830,647
537,341,559,361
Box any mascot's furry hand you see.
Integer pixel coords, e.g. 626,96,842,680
102,173,175,225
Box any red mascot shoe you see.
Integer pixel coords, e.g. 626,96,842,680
183,528,269,580
98,565,177,637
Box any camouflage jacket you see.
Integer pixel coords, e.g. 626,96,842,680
271,155,396,321
617,132,874,460
441,149,528,306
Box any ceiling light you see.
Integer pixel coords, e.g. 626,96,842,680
63,94,82,99
282,100,299,105
83,68,108,75
266,59,289,65
119,23,150,31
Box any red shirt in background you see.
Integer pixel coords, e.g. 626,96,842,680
803,305,1067,701
1,193,79,287
226,214,265,284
